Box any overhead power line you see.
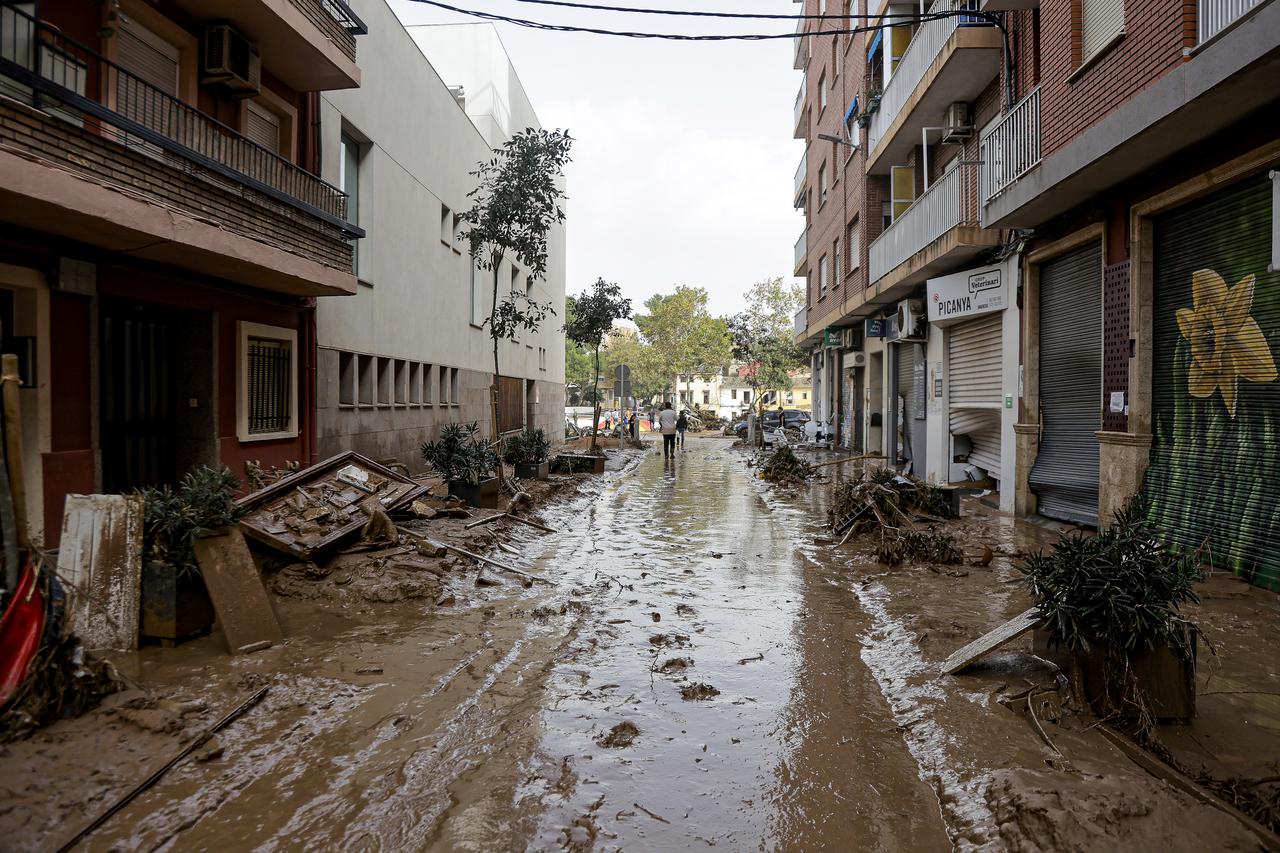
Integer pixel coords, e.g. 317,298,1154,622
507,0,897,20
404,0,993,40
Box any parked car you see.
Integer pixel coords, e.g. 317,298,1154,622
733,409,811,439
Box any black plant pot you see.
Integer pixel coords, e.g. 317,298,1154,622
449,477,500,508
514,461,550,480
140,560,215,647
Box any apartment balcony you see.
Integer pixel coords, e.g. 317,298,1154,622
1199,0,1267,43
794,228,807,276
794,151,807,208
867,166,1000,302
0,5,359,296
793,19,809,69
865,1,1001,174
164,0,365,90
981,86,1040,212
794,306,807,339
794,75,809,139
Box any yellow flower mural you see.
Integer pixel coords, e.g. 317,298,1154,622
1175,269,1277,417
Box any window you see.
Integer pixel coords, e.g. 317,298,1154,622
376,357,391,406
358,354,374,406
510,265,520,295
440,204,452,245
731,389,738,400
470,259,485,327
819,254,829,296
1080,0,1124,63
890,165,915,221
338,351,355,406
408,362,421,404
847,217,860,271
394,359,407,405
818,71,827,112
245,101,282,153
819,162,828,203
423,364,434,403
340,132,363,274
237,322,297,441
450,368,460,405
744,390,752,404
702,390,710,405
882,201,893,231
834,237,842,283
439,366,449,404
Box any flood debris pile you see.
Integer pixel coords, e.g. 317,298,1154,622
828,469,961,565
754,445,814,487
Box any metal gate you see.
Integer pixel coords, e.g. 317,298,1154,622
100,302,175,493
1143,171,1280,591
949,311,1003,478
1029,241,1102,525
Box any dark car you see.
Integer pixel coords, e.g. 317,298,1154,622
733,409,811,438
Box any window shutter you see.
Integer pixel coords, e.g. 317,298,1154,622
244,101,281,152
117,16,179,95
1081,0,1124,61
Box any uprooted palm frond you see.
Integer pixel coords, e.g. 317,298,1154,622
828,469,961,566
756,445,813,486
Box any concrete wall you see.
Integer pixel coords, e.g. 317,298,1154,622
315,2,566,470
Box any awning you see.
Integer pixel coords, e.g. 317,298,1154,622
843,97,859,124
866,28,883,60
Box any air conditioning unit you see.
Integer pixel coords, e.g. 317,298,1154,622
896,298,926,340
841,327,859,349
941,102,972,143
844,350,867,369
203,25,260,97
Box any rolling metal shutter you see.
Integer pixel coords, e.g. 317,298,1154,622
895,342,917,464
1143,172,1280,592
1029,241,1102,526
949,311,1003,478
245,101,281,153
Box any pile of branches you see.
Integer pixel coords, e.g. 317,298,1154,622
756,445,813,486
828,469,960,565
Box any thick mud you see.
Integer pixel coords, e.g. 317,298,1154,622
1,435,1273,851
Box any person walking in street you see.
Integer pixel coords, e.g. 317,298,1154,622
658,401,678,458
676,410,689,450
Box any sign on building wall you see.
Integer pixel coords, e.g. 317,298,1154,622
823,327,842,348
865,318,887,338
926,264,1006,326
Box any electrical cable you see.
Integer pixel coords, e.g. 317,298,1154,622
403,0,997,40
507,0,902,20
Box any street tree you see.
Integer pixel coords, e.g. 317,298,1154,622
461,128,572,449
635,286,732,412
731,277,807,443
602,327,666,408
565,278,632,454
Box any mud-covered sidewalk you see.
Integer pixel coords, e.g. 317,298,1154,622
1,435,1277,850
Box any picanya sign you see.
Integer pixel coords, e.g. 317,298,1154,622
926,264,1006,327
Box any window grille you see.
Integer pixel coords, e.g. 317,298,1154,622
247,337,291,434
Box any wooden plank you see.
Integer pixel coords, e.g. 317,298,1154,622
939,607,1043,676
2,354,28,549
193,527,282,654
57,494,144,651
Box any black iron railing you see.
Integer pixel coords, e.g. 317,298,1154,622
0,3,362,238
321,0,368,35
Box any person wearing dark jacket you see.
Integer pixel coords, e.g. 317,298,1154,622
676,411,689,449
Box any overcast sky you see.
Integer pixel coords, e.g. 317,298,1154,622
389,0,804,319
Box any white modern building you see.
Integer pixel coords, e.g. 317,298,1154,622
315,3,566,468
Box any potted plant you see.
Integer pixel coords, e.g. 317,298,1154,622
504,427,551,480
138,466,246,646
1019,497,1201,721
422,422,500,508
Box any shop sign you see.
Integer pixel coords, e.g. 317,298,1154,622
823,327,842,348
864,318,887,338
927,264,1006,326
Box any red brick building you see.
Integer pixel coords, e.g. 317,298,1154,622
0,0,365,543
794,0,1280,587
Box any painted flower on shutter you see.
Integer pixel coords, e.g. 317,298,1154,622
1176,269,1277,417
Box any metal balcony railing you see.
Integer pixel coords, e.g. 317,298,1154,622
0,4,359,236
794,151,807,206
866,0,989,153
1198,0,1265,42
794,73,807,130
981,86,1040,204
869,166,976,283
794,228,807,271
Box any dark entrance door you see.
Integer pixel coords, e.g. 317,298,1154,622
100,301,177,493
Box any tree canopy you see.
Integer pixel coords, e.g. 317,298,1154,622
730,277,807,421
565,278,632,452
635,286,732,402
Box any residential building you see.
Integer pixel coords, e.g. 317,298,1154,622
314,9,565,470
792,0,1280,588
0,0,365,542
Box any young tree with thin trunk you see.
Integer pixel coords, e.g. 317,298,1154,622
731,277,806,445
564,279,632,454
461,128,573,452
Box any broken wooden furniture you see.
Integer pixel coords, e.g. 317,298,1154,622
57,494,145,651
237,452,428,560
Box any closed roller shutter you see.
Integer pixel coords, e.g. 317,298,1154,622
895,342,919,464
949,312,1003,478
245,101,282,153
115,16,180,152
1030,241,1102,525
1143,171,1280,592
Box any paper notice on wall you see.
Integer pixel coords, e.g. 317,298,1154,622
1109,391,1125,413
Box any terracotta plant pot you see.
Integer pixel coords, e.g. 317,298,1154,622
1033,624,1197,722
140,560,215,647
514,461,550,480
449,477,499,509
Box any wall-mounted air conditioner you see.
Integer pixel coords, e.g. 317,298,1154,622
203,25,260,97
844,351,867,369
896,298,926,341
941,102,972,144
841,327,859,349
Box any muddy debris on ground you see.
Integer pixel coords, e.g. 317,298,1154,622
753,445,814,487
679,682,720,701
827,468,964,565
655,656,694,675
597,720,641,748
648,633,691,649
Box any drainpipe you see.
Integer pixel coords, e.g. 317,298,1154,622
302,299,318,468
